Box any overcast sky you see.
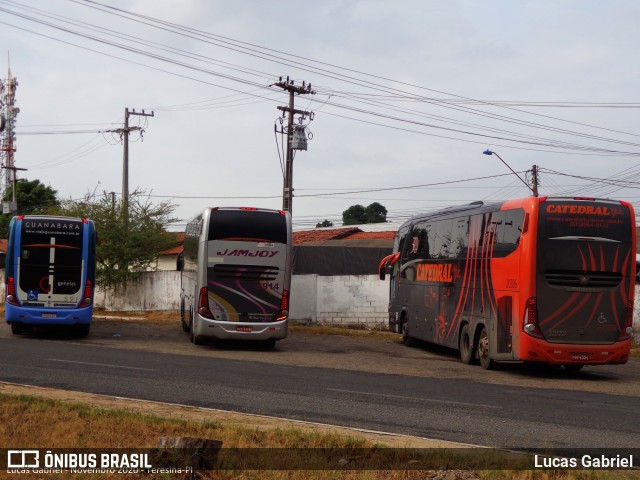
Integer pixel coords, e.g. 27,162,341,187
1,0,639,230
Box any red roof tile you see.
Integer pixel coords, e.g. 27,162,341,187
293,228,395,245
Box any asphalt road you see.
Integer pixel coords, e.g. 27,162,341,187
1,322,639,450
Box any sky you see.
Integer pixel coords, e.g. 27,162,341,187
1,0,639,231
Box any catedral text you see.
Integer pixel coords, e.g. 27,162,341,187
416,263,453,283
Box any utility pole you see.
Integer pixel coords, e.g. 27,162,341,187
531,164,539,197
121,108,154,202
274,76,314,213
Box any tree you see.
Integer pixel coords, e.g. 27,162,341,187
315,219,334,228
57,189,178,290
342,202,387,225
365,202,387,224
0,178,60,237
342,204,367,225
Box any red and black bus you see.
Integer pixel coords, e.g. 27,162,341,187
379,197,636,370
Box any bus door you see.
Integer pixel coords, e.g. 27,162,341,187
536,199,633,346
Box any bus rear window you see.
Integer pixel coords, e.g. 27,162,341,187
208,210,287,244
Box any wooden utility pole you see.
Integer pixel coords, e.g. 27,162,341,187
274,77,314,213
531,164,539,197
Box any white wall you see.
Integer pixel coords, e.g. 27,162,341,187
94,271,182,311
290,274,389,327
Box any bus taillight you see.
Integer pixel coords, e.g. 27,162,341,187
198,287,214,319
83,280,93,305
6,276,18,305
523,297,544,339
618,301,634,341
277,289,290,321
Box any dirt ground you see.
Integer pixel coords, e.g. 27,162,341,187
1,314,639,449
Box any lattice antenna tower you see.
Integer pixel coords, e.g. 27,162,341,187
1,54,20,205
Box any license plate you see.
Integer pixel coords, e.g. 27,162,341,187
236,326,252,333
571,354,590,361
42,313,57,318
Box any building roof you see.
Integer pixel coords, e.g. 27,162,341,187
159,232,185,256
293,227,395,245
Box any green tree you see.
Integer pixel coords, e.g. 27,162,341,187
0,179,60,237
365,202,387,224
57,189,178,290
342,202,387,225
342,204,367,225
315,219,334,228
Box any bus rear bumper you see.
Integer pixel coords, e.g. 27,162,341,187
4,304,92,325
518,338,632,365
194,316,288,341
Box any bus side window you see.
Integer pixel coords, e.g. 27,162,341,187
397,227,410,262
451,217,469,258
492,209,525,257
406,222,428,262
431,219,453,259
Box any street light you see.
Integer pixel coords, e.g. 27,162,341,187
483,149,536,196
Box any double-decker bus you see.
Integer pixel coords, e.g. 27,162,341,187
4,215,97,336
379,196,636,370
181,207,292,348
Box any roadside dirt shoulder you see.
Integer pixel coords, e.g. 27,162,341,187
75,318,640,397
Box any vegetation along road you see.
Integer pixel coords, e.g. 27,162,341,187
1,318,639,451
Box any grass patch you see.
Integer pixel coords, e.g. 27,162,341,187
1,393,636,479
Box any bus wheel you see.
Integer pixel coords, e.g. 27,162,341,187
75,324,90,337
401,319,415,347
190,322,202,345
478,327,494,370
262,339,276,350
564,364,584,373
10,323,23,335
459,324,477,365
180,301,189,333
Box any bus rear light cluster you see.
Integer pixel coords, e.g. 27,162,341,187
6,276,18,305
523,297,544,339
198,287,214,319
277,289,290,321
83,280,93,305
617,301,634,341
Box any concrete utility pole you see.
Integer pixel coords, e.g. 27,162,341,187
274,76,314,213
121,108,154,202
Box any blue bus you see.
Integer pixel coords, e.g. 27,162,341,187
4,215,97,336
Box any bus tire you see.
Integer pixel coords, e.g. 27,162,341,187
401,318,415,347
478,326,495,370
459,324,477,365
564,364,584,373
262,338,276,350
190,322,202,345
75,324,90,337
180,300,189,333
10,323,23,335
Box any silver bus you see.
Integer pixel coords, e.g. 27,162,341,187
181,207,292,347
